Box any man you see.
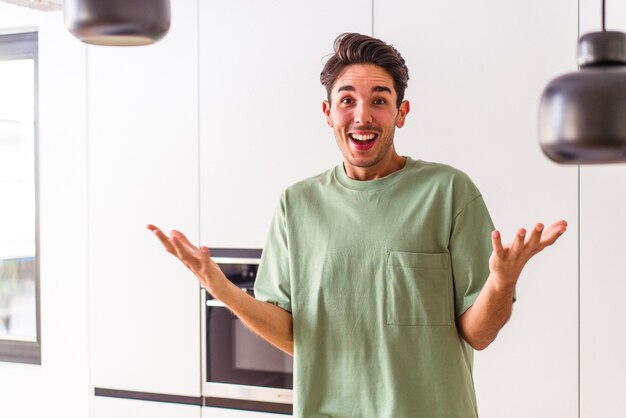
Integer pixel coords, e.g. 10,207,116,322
148,33,567,417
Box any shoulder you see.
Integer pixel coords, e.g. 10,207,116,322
406,159,480,195
281,167,335,200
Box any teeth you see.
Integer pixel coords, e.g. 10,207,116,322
350,133,376,142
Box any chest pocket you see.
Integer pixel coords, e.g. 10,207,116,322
385,251,452,326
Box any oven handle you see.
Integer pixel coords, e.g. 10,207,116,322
206,287,251,308
206,299,226,308
204,382,293,405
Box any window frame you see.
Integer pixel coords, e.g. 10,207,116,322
0,31,41,365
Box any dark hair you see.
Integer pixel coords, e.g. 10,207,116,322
320,32,409,108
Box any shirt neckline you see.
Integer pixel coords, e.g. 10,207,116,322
333,156,416,191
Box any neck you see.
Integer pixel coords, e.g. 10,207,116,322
344,152,407,181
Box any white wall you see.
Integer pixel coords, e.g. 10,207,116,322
1,0,625,417
0,3,90,418
87,0,201,398
198,0,371,248
579,1,626,417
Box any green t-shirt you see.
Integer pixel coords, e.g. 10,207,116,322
254,157,494,418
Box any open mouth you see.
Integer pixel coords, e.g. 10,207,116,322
349,133,378,151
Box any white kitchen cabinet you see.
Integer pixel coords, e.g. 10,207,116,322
88,0,201,397
203,407,289,418
579,166,626,418
0,6,91,418
198,0,371,249
578,2,626,417
92,396,200,418
376,1,579,417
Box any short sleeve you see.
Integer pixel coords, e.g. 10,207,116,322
449,195,495,318
254,193,292,313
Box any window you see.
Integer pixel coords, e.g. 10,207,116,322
0,31,40,364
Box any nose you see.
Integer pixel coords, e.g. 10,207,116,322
354,101,372,125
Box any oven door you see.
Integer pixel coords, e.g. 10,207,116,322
202,294,293,413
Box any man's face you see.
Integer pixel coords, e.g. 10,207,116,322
323,64,409,178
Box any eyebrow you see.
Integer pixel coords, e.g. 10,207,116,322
336,85,392,94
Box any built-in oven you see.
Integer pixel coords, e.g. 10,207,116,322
202,248,293,415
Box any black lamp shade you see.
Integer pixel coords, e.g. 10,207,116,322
539,31,626,164
64,0,171,46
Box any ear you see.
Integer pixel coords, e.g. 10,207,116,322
322,100,333,127
395,100,410,128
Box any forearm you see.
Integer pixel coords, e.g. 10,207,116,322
212,278,294,355
456,273,515,351
455,222,567,350
147,225,294,354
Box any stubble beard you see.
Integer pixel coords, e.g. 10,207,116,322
338,111,401,169
340,130,396,169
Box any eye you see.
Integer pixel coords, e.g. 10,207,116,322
340,97,354,105
373,98,386,105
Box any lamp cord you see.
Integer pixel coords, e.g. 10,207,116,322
602,0,606,31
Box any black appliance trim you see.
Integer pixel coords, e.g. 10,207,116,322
93,388,294,414
94,387,202,406
209,248,262,259
204,396,293,415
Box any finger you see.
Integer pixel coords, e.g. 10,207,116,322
511,228,526,253
147,223,163,235
544,219,568,235
491,230,505,257
170,236,197,269
147,224,176,253
170,230,198,252
200,246,212,259
526,223,543,248
542,220,566,236
540,224,567,248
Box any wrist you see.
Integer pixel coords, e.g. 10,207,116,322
203,269,230,300
208,274,243,307
488,273,517,296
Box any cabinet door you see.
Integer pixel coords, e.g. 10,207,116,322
92,397,200,418
578,2,626,417
579,166,626,418
198,0,371,248
203,407,289,418
376,1,578,417
88,0,201,396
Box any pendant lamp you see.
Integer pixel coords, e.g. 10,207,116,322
539,0,626,164
64,0,171,46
